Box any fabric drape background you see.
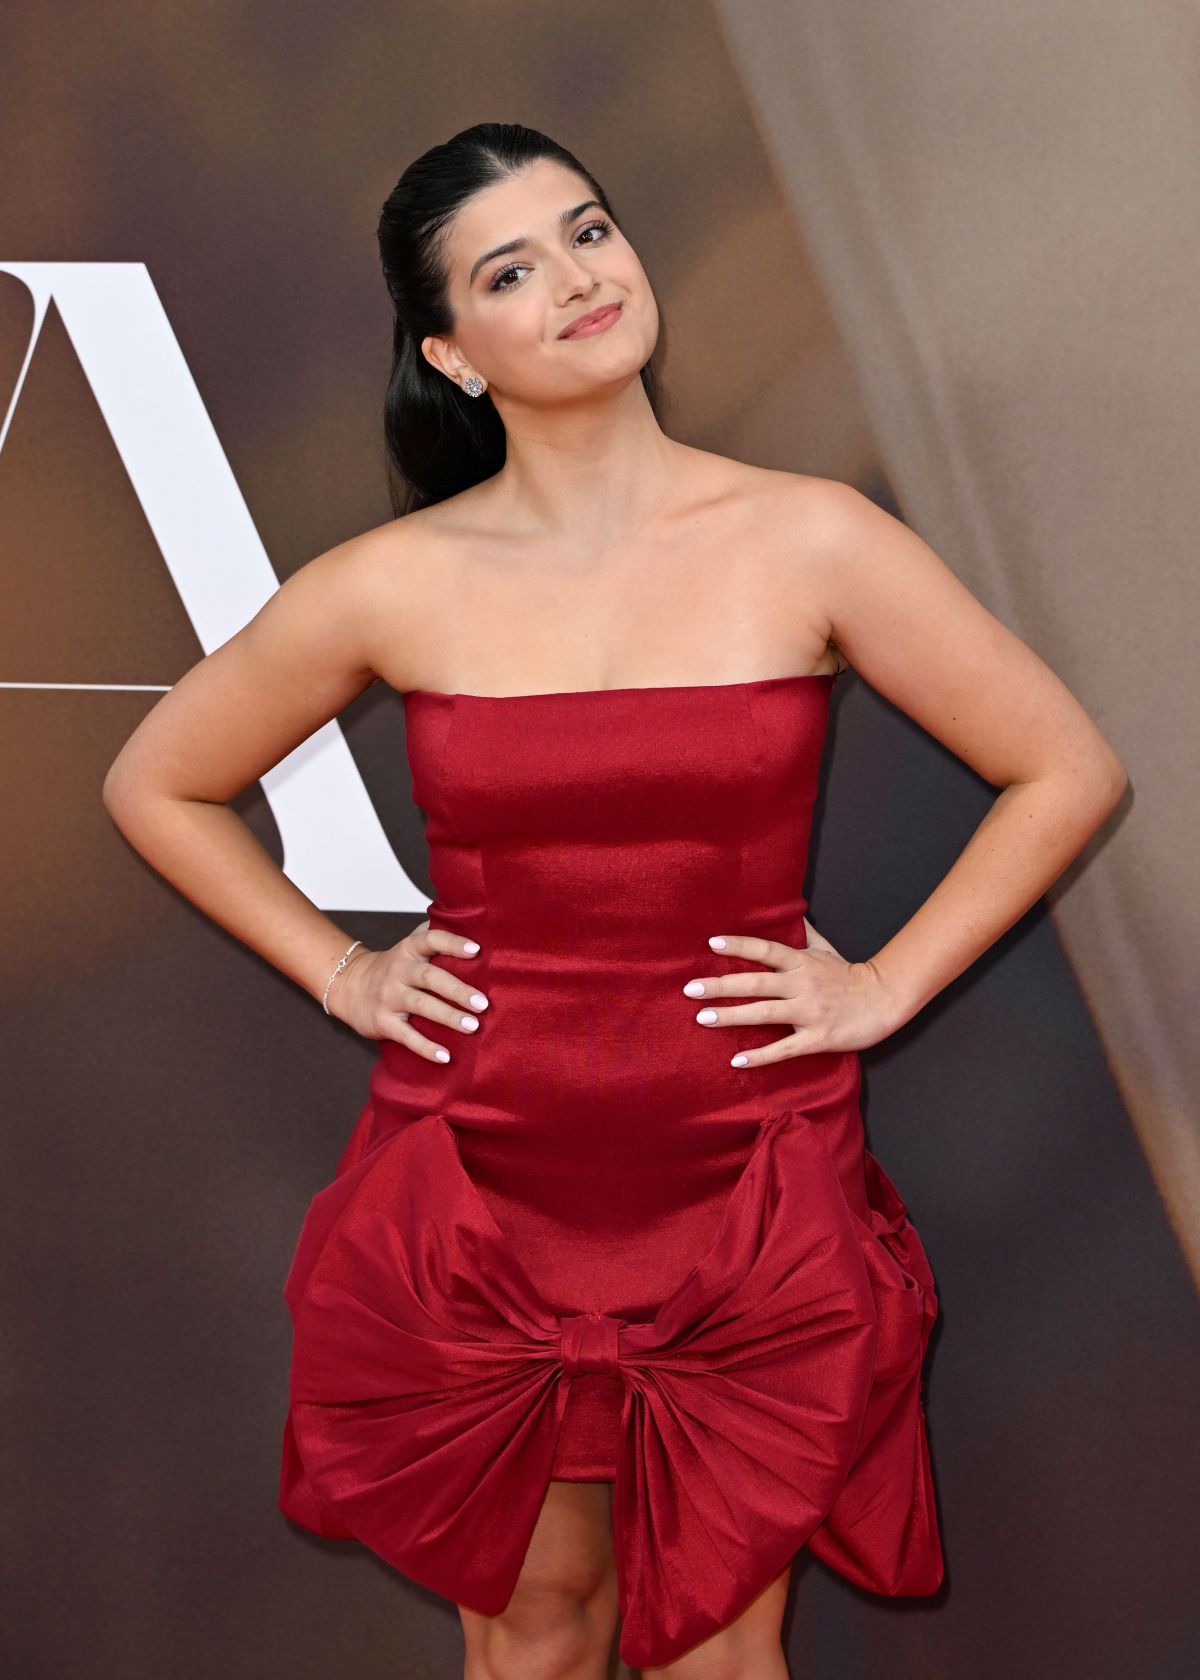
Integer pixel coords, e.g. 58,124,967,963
2,3,1196,1677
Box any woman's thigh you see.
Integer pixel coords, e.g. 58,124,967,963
458,1478,620,1680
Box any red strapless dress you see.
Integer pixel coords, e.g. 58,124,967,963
278,673,943,1669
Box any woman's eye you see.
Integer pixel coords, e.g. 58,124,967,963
490,263,526,292
488,218,615,293
576,217,614,245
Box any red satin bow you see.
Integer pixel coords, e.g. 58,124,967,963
279,1108,942,1669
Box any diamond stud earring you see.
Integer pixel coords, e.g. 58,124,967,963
464,375,485,397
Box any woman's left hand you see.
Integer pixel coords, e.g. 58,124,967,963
682,919,904,1065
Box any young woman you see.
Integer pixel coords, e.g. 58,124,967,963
102,123,1127,1679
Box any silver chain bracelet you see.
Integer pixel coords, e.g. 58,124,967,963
322,938,364,1015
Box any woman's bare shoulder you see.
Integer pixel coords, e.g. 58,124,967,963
325,460,859,613
679,448,854,522
345,476,522,569
315,501,476,602
328,502,457,563
738,460,859,516
303,500,494,689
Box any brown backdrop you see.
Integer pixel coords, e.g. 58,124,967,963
2,3,1197,1677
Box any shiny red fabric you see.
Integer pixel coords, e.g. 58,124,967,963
278,674,943,1668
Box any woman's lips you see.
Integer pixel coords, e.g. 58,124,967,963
559,302,623,339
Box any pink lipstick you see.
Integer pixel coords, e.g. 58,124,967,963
559,302,623,340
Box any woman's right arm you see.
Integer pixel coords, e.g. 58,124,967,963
100,532,487,1057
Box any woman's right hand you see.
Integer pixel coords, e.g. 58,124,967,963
325,919,489,1061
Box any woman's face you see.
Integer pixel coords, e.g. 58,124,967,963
424,157,659,406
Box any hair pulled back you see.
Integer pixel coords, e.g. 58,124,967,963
377,122,660,516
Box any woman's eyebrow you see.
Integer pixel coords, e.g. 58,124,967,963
469,200,604,285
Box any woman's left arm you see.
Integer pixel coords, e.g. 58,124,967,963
688,480,1128,1062
820,481,1127,1034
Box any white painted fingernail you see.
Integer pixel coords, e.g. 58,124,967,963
683,980,706,997
463,939,480,954
460,1015,479,1031
469,993,489,1010
709,936,727,949
435,1048,451,1062
731,1053,748,1066
696,1008,719,1024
